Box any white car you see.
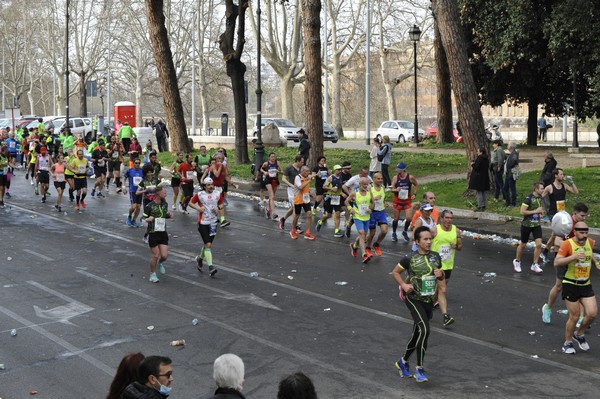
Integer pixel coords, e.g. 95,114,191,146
377,120,425,143
52,117,93,138
253,117,300,141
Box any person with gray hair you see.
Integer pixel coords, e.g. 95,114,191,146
502,141,519,207
205,354,246,399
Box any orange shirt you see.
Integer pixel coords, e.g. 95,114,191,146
294,175,311,205
411,207,440,228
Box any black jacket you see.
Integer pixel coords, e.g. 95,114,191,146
540,158,557,187
468,153,490,192
123,382,167,399
203,387,246,399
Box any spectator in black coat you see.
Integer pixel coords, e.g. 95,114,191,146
204,354,246,399
468,147,490,212
297,129,310,165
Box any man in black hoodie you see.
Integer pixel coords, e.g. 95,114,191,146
123,356,173,399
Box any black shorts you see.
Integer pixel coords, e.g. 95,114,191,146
181,182,193,198
38,170,50,184
315,184,325,196
294,203,312,214
148,231,169,248
94,166,107,177
54,181,66,190
324,199,342,214
198,223,217,244
261,177,279,189
222,180,228,193
171,177,181,188
520,225,543,243
129,192,143,205
443,269,453,280
74,178,87,190
0,174,6,186
108,161,121,172
562,283,594,302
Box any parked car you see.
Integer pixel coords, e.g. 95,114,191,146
300,121,339,143
253,117,300,141
377,120,425,143
425,121,460,141
52,117,94,142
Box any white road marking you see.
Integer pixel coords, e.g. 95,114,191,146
22,249,55,262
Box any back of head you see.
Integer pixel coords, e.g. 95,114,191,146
213,354,245,391
137,355,171,384
277,372,317,399
106,352,145,399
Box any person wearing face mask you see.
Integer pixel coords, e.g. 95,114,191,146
123,355,173,398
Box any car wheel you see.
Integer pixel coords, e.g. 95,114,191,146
332,140,338,144
398,135,405,143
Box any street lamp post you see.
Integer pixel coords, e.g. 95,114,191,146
254,2,264,182
409,24,421,145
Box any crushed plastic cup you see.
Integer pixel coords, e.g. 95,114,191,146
482,272,496,282
10,329,17,337
192,319,199,326
528,331,536,336
335,281,348,286
287,276,294,280
249,272,259,277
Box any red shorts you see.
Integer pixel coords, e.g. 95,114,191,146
393,200,412,211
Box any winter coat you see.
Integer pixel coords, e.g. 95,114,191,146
122,382,167,399
468,153,490,192
203,387,246,399
540,157,557,187
378,143,393,165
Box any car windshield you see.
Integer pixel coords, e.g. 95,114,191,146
323,122,333,129
53,119,65,129
402,122,415,129
274,119,296,128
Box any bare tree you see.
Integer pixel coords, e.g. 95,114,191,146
219,0,250,164
431,0,486,163
145,0,191,153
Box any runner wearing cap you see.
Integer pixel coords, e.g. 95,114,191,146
35,146,53,203
412,203,437,250
317,164,344,237
391,162,418,242
189,177,224,277
346,177,374,263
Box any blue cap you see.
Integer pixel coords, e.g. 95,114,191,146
396,162,407,170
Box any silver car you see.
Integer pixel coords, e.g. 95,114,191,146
253,117,300,141
377,120,425,143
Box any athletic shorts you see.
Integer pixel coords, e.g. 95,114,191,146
393,200,412,211
148,231,169,248
520,225,543,243
261,177,279,190
0,174,6,186
443,269,453,279
198,223,217,244
294,203,311,214
108,161,121,173
223,180,228,193
181,182,193,198
171,177,181,188
130,192,143,205
74,178,87,190
369,210,388,229
354,219,370,233
54,181,66,190
562,283,594,302
38,170,50,184
315,184,325,196
94,166,107,177
323,199,342,214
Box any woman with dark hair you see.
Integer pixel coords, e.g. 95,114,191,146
106,352,145,399
468,147,490,212
277,372,317,399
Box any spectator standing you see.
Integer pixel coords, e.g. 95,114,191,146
378,135,393,187
368,136,381,178
502,141,519,207
106,352,145,399
490,140,506,202
540,152,557,188
153,119,169,153
123,355,173,399
537,113,547,142
205,354,246,399
596,123,600,153
468,147,490,212
277,372,318,399
297,129,310,165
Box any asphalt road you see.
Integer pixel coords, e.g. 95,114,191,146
1,176,599,399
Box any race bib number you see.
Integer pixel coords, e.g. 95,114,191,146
186,171,195,180
77,165,86,173
55,173,65,182
209,223,217,237
556,200,566,212
303,192,310,204
9,141,15,149
420,275,437,296
358,203,369,216
330,195,341,206
154,217,166,232
112,152,119,158
574,264,590,280
320,170,328,179
133,176,142,186
398,189,409,200
374,199,384,212
98,159,105,167
268,169,277,178
439,245,452,261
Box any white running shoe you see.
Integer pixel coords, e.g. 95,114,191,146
531,263,543,274
513,259,522,273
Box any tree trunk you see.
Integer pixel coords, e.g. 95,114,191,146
199,64,210,135
331,57,344,138
527,99,539,146
218,0,249,164
78,71,87,116
302,0,324,170
434,15,453,144
135,65,144,128
145,0,191,154
280,73,295,121
432,0,487,164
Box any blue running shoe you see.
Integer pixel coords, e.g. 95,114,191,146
391,232,398,242
414,367,428,382
395,359,412,378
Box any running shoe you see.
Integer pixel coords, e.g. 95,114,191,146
30,179,34,185
345,224,351,238
531,263,543,274
58,206,62,212
127,216,132,226
295,226,305,235
272,213,278,220
362,253,372,263
443,314,455,327
266,207,271,218
75,204,80,211
573,334,590,351
54,205,59,211
304,232,316,240
220,220,231,228
433,301,440,309
334,229,344,238
172,205,176,210
81,200,87,209
414,368,428,383
316,220,323,232
209,265,218,277
542,303,552,324
96,192,105,198
290,229,298,239
41,196,46,203
391,232,398,242
91,189,96,197
402,231,410,242
195,255,203,272
562,341,576,354
373,243,383,256
131,221,140,228
149,272,159,283
513,259,522,273
158,262,166,274
394,359,413,378
34,187,39,195
349,243,358,257
365,247,373,258
5,192,11,198
116,188,122,194
279,218,285,230
143,235,149,244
